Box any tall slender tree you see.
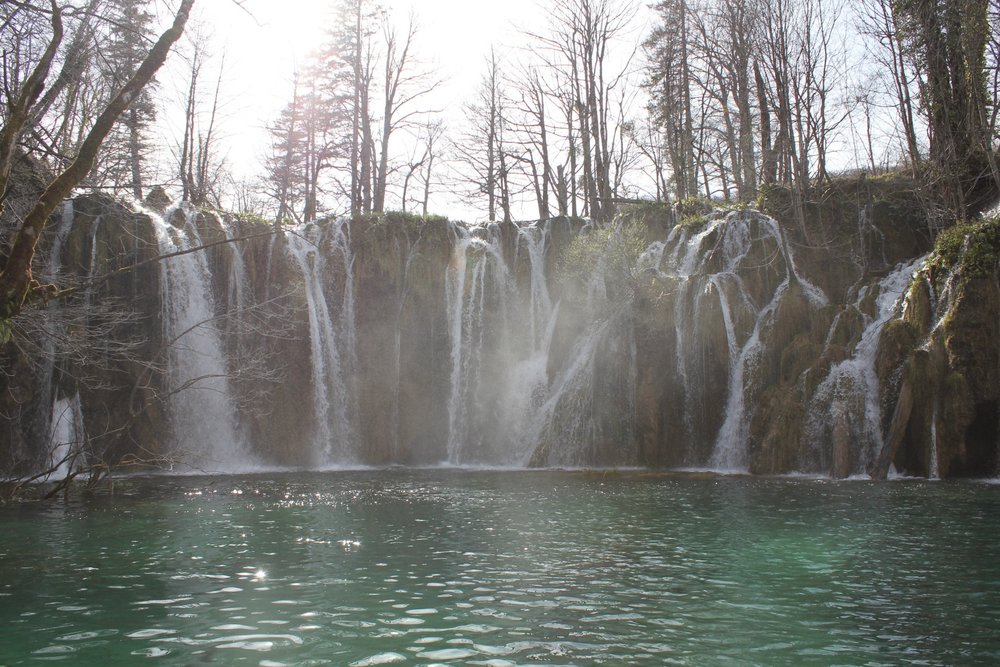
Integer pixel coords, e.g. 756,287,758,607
99,0,158,199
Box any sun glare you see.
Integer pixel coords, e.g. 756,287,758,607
264,0,329,60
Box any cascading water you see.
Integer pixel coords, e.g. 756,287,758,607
446,228,519,463
285,221,359,464
644,211,826,471
24,193,973,479
525,221,646,468
153,204,250,471
221,217,251,319
929,404,940,480
444,222,560,465
390,238,419,461
445,234,470,463
807,257,926,477
37,202,82,479
46,394,83,479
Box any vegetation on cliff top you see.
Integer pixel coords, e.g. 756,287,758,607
931,215,1000,281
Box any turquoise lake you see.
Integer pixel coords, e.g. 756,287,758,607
1,471,999,665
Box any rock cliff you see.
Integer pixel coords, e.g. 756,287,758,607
3,183,998,479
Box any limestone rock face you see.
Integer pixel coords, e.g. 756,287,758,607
1,193,169,476
351,214,454,465
867,217,1000,479
5,187,1000,479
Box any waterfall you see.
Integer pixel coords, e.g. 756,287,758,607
651,211,810,471
444,223,560,465
445,235,470,463
285,221,359,465
36,203,82,477
711,280,789,471
504,226,559,461
445,233,512,463
221,217,251,317
522,225,554,350
807,257,925,477
46,394,83,480
153,204,251,471
710,216,793,471
25,193,970,478
391,238,419,460
929,404,940,480
529,318,611,466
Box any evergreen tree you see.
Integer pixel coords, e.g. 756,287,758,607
265,81,307,225
98,0,158,199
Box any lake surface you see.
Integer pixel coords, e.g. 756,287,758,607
1,471,999,665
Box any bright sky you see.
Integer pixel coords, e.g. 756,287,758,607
169,0,556,218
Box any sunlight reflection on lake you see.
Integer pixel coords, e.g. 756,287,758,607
1,470,999,665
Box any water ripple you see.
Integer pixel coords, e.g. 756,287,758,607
1,471,999,665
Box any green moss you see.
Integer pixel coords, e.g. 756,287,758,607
675,196,713,228
933,223,975,267
352,210,451,254
230,212,273,227
358,210,449,227
931,215,1000,280
756,183,790,215
881,318,919,346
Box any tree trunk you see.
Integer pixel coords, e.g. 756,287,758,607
0,2,64,220
0,0,194,324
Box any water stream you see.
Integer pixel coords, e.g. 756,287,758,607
152,205,250,471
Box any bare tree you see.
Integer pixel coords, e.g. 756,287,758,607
372,15,437,212
527,0,638,220
178,29,228,208
0,0,195,327
453,49,511,221
400,118,442,214
856,0,922,173
510,68,556,219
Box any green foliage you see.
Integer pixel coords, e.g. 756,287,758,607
558,221,649,298
675,196,713,227
230,211,272,228
359,210,450,227
931,216,1000,280
671,196,753,229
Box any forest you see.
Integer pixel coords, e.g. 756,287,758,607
2,0,998,229
1,0,1000,490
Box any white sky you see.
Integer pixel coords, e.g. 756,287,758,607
148,0,880,220
164,0,561,219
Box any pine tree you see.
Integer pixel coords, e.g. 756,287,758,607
98,0,158,199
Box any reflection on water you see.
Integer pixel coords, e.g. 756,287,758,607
1,471,999,665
